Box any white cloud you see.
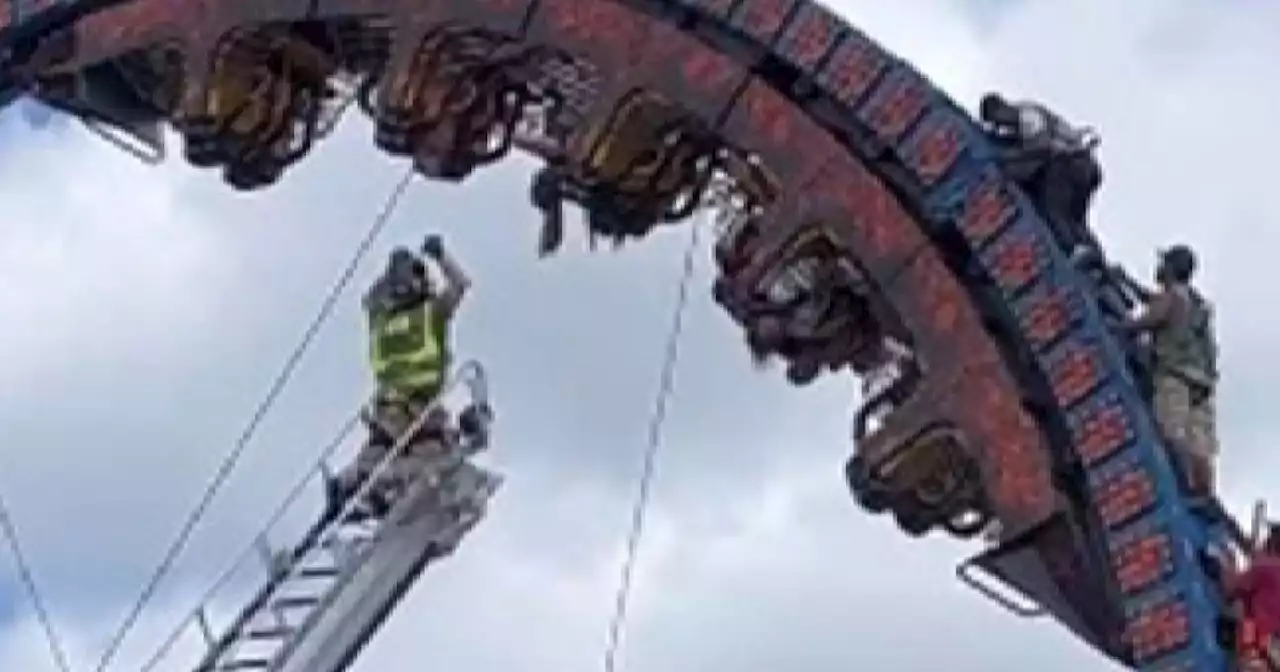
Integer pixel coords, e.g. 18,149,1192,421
0,132,240,396
2,1,1277,671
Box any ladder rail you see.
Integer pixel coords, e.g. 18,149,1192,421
201,363,486,671
188,514,344,672
139,414,361,672
138,363,485,672
275,468,498,672
275,364,495,672
217,419,464,667
308,540,438,672
267,428,495,672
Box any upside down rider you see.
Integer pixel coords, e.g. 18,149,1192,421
324,234,484,521
979,91,1221,499
978,92,1103,259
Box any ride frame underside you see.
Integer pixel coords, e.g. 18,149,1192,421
0,0,1245,671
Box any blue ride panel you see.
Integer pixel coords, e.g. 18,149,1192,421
679,1,1236,666
880,55,1230,672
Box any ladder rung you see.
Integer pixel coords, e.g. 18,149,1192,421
217,659,271,670
295,566,339,579
247,626,295,640
273,595,322,610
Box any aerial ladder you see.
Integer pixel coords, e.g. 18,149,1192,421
138,361,500,672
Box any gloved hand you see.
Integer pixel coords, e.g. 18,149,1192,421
421,234,444,259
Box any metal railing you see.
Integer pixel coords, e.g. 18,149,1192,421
137,361,489,672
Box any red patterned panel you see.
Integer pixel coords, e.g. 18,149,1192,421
883,253,1054,525
1112,532,1174,594
1092,467,1157,528
1014,286,1073,351
1047,342,1103,407
640,22,747,121
982,233,1046,297
530,0,651,68
896,245,972,343
813,32,887,107
729,0,797,44
947,358,1056,525
722,79,838,188
900,111,964,187
957,175,1016,248
796,159,1056,530
775,2,842,72
1127,599,1191,662
0,3,9,30
801,150,926,277
1069,394,1135,466
858,71,929,143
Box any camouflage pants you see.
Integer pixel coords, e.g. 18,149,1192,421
1152,374,1217,493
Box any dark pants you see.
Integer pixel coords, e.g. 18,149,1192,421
1023,150,1103,255
329,387,448,514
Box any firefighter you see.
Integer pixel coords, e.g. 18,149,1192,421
324,234,471,520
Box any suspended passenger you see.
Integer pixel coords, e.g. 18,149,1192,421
524,137,669,254
325,234,472,521
1117,245,1219,498
858,336,912,404
530,160,570,257
978,93,1103,258
1228,525,1280,671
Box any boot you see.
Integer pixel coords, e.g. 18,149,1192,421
367,488,393,519
321,476,348,525
323,474,384,525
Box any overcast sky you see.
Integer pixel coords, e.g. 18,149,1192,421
2,0,1279,670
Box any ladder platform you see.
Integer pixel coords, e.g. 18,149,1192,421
140,363,501,672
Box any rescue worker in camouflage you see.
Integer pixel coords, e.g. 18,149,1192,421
1118,245,1218,498
979,93,1103,258
324,234,471,521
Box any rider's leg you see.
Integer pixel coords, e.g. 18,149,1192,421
1066,151,1102,228
1036,157,1092,254
531,166,567,256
